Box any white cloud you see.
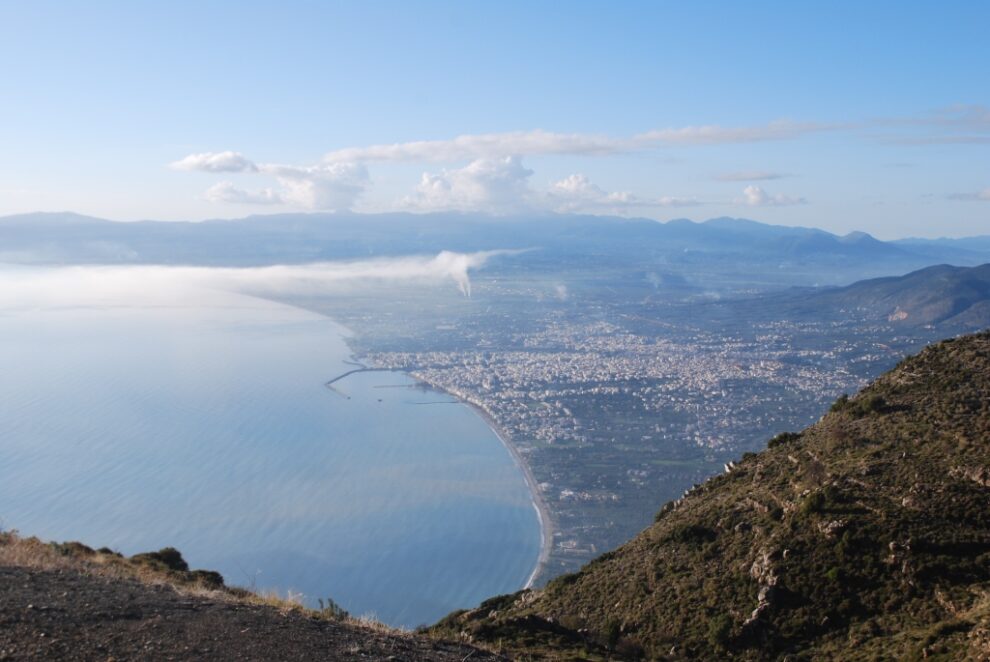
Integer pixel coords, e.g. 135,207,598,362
635,120,835,146
549,174,634,212
193,162,369,211
204,181,282,205
403,156,535,213
401,165,700,215
739,185,806,207
947,188,990,201
713,170,787,182
548,174,699,213
170,151,257,173
0,250,522,309
171,118,838,213
259,162,369,210
320,120,839,164
869,105,990,145
654,196,702,208
323,130,625,163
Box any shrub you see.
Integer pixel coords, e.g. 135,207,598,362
604,619,622,649
800,491,828,516
317,597,349,621
768,431,801,448
666,524,717,545
707,613,733,650
830,394,851,413
131,546,189,572
190,570,225,588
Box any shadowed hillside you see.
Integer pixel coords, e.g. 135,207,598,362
433,331,990,660
812,264,990,328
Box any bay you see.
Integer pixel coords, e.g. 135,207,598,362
0,292,540,628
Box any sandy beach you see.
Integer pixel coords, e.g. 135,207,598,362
468,400,553,589
406,373,554,589
334,355,554,591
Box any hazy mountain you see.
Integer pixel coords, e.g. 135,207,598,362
894,235,990,264
433,332,990,660
1,212,985,289
773,263,990,329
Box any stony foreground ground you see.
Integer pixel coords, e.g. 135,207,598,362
0,565,503,661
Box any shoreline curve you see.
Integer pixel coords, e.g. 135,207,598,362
406,375,552,589
329,358,553,590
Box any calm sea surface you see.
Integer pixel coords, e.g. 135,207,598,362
0,294,540,627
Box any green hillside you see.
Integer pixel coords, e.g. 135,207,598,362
434,331,990,660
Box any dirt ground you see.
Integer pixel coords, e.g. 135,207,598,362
0,565,504,661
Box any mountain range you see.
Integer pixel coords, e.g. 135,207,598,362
1,212,989,288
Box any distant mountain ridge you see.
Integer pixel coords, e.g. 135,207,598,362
766,263,990,330
433,331,990,660
1,211,987,288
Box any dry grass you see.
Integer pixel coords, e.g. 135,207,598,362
0,529,405,636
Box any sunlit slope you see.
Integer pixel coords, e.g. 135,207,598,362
435,331,990,660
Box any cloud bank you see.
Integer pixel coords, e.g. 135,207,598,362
0,250,517,311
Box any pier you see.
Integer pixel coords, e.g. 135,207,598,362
323,366,422,397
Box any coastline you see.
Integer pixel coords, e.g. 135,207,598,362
337,356,553,590
279,304,554,591
464,398,553,589
405,373,553,589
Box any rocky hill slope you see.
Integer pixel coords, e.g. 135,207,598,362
434,331,990,660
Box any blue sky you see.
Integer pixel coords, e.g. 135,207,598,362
0,1,987,237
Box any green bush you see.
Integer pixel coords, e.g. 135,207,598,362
131,546,189,572
768,431,802,448
707,613,733,650
830,394,851,413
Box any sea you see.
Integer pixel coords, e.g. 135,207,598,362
0,277,541,628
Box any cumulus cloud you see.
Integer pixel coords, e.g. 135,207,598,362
259,162,369,210
403,156,535,213
738,185,806,207
170,151,258,173
713,170,787,182
547,174,698,212
171,117,840,212
169,152,369,211
947,188,990,201
549,174,633,211
204,181,282,205
398,163,701,215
